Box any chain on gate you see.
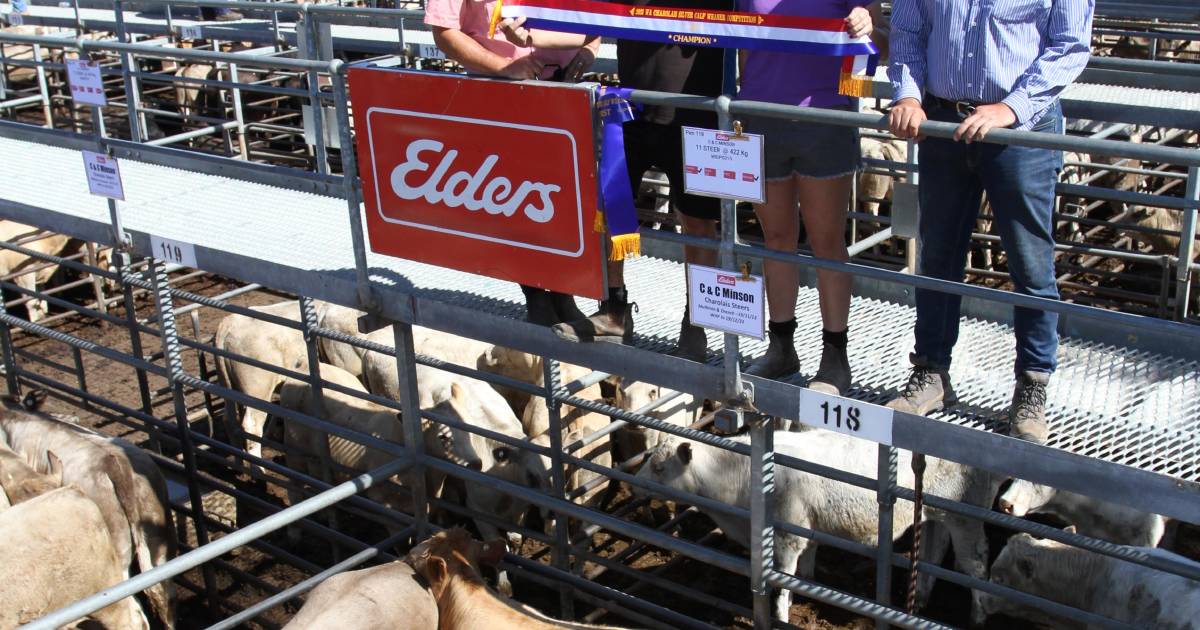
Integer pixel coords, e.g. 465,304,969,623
906,453,926,614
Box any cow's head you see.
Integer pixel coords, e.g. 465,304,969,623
406,528,507,599
997,478,1057,517
982,529,1082,622
634,437,698,498
426,382,486,471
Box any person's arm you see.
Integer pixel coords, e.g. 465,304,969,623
885,0,929,139
432,26,544,79
867,1,889,62
1000,0,1095,128
498,17,593,49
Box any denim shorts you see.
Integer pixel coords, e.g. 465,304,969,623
740,109,863,181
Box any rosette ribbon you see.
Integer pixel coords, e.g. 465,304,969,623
595,86,642,261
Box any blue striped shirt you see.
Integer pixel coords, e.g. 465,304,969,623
887,0,1095,129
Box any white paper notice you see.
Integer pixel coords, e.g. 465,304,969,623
150,235,198,268
797,389,894,445
66,59,107,107
681,126,765,203
686,264,765,339
82,150,125,200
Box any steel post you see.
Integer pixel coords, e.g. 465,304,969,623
111,0,144,142
749,416,776,630
0,276,21,399
148,257,221,615
1175,166,1198,320
393,322,429,539
875,444,898,630
714,94,750,419
543,357,576,619
227,61,248,159
330,64,376,310
117,254,160,450
32,43,51,127
298,295,340,558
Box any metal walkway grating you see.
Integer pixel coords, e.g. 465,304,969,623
2,135,1199,482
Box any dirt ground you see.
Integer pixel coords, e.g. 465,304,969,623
8,269,1199,630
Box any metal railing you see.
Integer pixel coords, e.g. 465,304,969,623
0,6,1198,630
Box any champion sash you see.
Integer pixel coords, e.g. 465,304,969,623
495,0,878,96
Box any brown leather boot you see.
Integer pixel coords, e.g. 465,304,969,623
552,287,634,344
671,314,708,362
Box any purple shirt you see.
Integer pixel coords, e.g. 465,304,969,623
736,0,872,107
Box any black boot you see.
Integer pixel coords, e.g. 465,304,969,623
745,319,800,379
671,313,708,362
522,285,558,326
808,329,852,396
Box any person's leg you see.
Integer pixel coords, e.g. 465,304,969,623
888,104,982,414
672,192,720,362
552,120,656,343
745,174,802,378
911,130,985,370
795,174,853,393
979,104,1063,442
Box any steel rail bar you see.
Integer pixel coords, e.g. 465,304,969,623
542,358,575,618
556,391,879,491
18,456,411,630
19,366,419,533
624,89,1200,167
0,278,131,328
146,120,240,146
203,528,411,630
0,32,337,72
764,570,948,630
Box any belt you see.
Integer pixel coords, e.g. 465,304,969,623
927,95,980,118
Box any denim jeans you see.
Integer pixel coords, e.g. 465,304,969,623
913,100,1063,374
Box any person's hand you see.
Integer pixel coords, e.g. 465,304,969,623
844,6,872,38
499,56,544,80
888,97,926,140
954,103,1017,143
562,47,595,83
498,17,533,47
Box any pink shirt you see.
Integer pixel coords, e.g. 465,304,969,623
736,0,872,108
424,0,578,78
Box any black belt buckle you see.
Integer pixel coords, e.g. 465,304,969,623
955,101,977,118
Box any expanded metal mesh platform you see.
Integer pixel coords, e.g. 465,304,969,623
2,134,1199,484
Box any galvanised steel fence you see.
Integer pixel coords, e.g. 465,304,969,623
0,5,1198,630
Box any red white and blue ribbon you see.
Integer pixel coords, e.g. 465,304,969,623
497,0,878,95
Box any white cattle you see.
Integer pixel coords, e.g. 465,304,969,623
283,560,438,630
982,532,1200,629
0,221,74,322
611,380,701,464
0,441,61,506
280,362,410,528
360,349,545,543
857,136,907,217
522,362,614,508
212,299,305,465
0,486,149,630
315,303,541,416
0,407,177,628
636,431,1001,623
998,479,1166,547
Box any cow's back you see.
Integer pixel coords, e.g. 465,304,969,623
0,486,141,630
283,561,437,630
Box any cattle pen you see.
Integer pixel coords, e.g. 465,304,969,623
0,1,1198,630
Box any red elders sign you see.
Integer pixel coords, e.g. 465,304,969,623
348,66,604,299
